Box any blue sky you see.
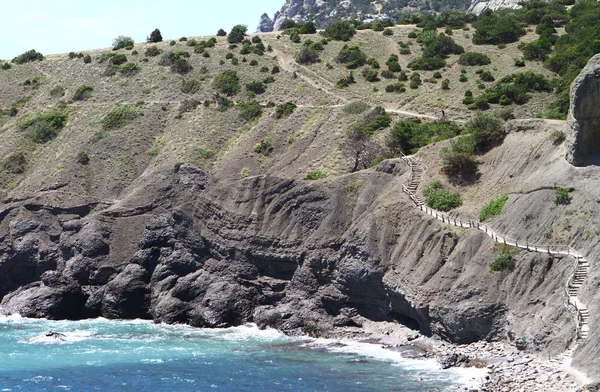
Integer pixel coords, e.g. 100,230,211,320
0,0,284,59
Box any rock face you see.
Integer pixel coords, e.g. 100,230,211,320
257,13,275,33
565,54,600,166
468,0,521,14
0,158,576,353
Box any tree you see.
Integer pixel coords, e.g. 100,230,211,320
217,28,227,36
299,22,317,34
279,20,297,30
227,25,247,44
147,28,162,43
324,20,356,41
112,35,134,50
213,69,240,96
342,127,380,172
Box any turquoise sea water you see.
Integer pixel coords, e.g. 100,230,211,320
0,316,484,391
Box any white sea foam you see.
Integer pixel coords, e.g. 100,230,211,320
305,338,488,388
23,330,93,345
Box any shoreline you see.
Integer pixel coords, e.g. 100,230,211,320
324,319,589,392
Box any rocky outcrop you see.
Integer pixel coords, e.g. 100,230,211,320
257,13,275,33
565,54,600,166
468,0,521,14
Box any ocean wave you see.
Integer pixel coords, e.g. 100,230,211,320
22,330,94,345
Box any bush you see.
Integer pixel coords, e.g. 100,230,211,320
178,99,202,114
68,52,84,59
76,151,90,165
228,25,247,44
246,81,265,94
12,49,44,64
422,180,462,211
514,58,525,67
295,46,320,64
101,106,141,131
442,79,450,89
120,63,140,76
304,170,327,180
171,59,192,74
490,247,516,271
554,188,571,205
336,45,366,69
336,72,356,88
217,29,227,36
108,53,127,65
479,195,509,221
472,13,525,44
249,59,258,66
19,111,68,143
113,35,134,50
213,70,240,96
1,61,12,70
351,106,391,136
275,102,297,119
271,66,280,74
458,52,491,66
343,101,370,114
386,54,401,72
147,28,162,43
50,86,65,98
260,66,269,72
72,85,93,101
389,119,462,154
238,100,263,122
466,112,505,153
551,130,566,145
83,55,91,64
383,28,394,36
253,138,272,154
381,70,395,79
408,56,445,70
433,71,442,79
479,71,495,82
385,83,406,93
3,152,26,174
298,21,317,34
362,68,379,82
459,74,468,82
181,79,202,94
145,46,162,57
324,20,356,41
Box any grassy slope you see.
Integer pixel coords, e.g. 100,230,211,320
0,26,558,202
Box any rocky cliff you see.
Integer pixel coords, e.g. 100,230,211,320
257,0,472,32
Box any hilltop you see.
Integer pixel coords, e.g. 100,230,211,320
1,3,600,389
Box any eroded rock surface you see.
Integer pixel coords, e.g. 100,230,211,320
566,53,600,166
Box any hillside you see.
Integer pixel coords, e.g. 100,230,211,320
1,5,599,388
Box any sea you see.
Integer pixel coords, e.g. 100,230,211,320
0,315,486,391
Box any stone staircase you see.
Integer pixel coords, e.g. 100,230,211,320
399,154,591,343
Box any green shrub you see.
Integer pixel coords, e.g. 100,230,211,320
466,112,505,153
324,20,356,41
343,101,370,114
479,71,494,82
422,180,462,211
83,55,91,64
336,72,356,88
385,83,406,93
458,52,491,66
351,106,391,136
213,70,240,96
386,54,402,72
275,102,297,119
112,35,134,50
362,68,379,82
145,46,162,57
101,106,141,131
249,59,258,66
109,53,127,65
554,188,571,205
50,85,65,98
3,152,26,174
490,247,516,271
389,119,462,154
147,28,162,43
514,58,525,67
336,45,366,69
68,52,84,59
304,170,327,180
295,46,320,64
253,138,272,154
246,81,265,94
178,99,201,114
551,130,566,145
479,195,509,221
433,71,442,79
271,66,280,74
238,100,263,122
217,29,227,36
120,63,140,76
459,74,468,82
19,111,68,143
12,49,44,64
228,25,247,44
472,13,525,45
181,79,202,94
72,85,93,101
76,151,90,165
442,79,450,89
408,56,445,71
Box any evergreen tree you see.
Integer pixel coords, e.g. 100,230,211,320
148,28,163,43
